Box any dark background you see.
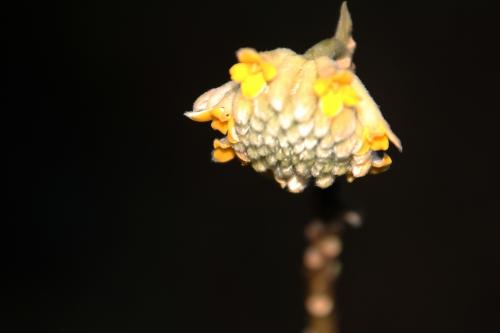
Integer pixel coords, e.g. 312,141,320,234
7,0,499,332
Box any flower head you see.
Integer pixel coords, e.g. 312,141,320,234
185,3,403,192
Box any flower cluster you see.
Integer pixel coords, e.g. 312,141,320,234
185,9,402,192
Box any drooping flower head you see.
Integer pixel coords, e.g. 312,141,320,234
184,2,401,193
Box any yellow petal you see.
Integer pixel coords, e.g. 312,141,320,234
241,72,266,99
260,62,277,81
236,48,261,63
211,119,228,134
340,86,359,106
321,91,343,117
210,107,231,122
229,63,251,82
313,78,331,96
183,109,213,122
212,147,235,163
370,135,389,151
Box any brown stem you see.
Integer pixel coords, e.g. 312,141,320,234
303,211,362,333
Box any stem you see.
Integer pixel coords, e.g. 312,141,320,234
303,219,341,333
303,206,362,333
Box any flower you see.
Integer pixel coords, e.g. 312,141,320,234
369,153,392,175
185,107,231,134
184,106,239,163
313,71,360,118
212,138,235,163
229,48,277,99
354,128,390,156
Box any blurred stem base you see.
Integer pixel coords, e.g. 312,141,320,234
304,187,362,333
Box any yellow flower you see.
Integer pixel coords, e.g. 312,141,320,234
184,106,240,163
354,128,390,156
229,48,277,99
212,137,235,163
185,107,233,135
212,147,235,163
314,71,360,117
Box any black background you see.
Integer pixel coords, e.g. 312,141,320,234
7,0,500,332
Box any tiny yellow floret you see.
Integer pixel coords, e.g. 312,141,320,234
314,70,360,118
212,147,235,163
229,48,277,99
